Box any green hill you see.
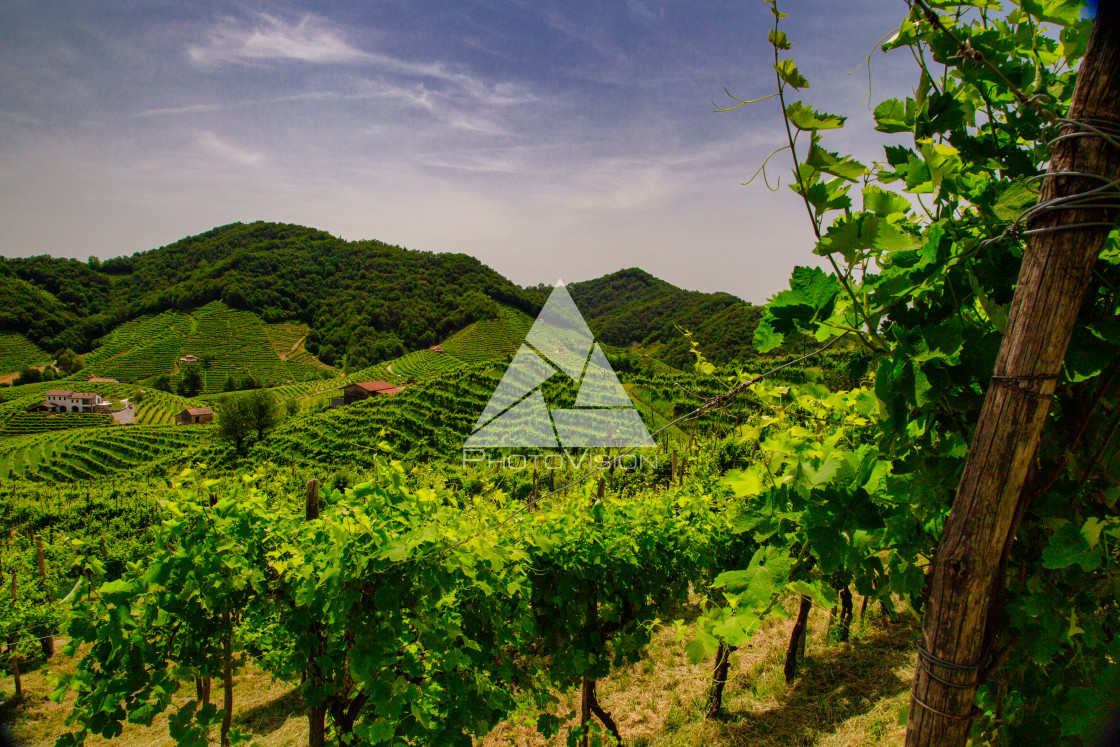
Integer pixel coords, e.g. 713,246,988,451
1,222,539,371
1,222,775,378
561,268,765,368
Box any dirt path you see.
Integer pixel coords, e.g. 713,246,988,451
280,334,307,361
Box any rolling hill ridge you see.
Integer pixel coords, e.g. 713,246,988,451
1,221,766,374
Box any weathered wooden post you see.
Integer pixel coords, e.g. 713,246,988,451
907,4,1120,744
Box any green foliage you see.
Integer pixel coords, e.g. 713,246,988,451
217,398,252,452
245,390,280,440
176,365,202,398
54,348,83,375
738,1,1119,742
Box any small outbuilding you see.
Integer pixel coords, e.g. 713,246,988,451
87,377,119,383
343,381,403,405
176,407,214,425
179,354,200,364
429,345,444,353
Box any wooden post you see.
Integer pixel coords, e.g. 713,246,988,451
671,449,678,484
305,478,326,747
9,568,19,697
34,535,53,658
305,479,320,521
907,6,1120,745
784,596,811,683
221,608,233,746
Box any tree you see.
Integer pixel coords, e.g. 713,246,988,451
223,374,237,392
13,366,43,386
54,348,83,374
178,365,203,398
246,390,280,441
217,397,252,452
153,374,173,393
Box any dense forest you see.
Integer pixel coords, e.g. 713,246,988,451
0,222,766,370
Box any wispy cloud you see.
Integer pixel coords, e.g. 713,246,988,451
198,132,265,166
188,14,373,65
139,102,225,117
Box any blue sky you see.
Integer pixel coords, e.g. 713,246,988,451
0,1,916,302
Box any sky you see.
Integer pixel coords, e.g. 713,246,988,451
0,0,918,303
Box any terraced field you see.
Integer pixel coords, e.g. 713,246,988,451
265,323,308,358
389,349,468,380
0,332,51,376
0,411,114,436
0,425,208,482
83,310,193,382
441,306,532,362
257,365,504,465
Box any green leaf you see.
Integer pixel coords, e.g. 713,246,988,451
753,319,784,353
786,580,840,608
1041,521,1101,571
991,179,1037,221
774,59,809,89
767,29,791,50
873,99,915,133
1022,0,1084,26
785,101,845,131
805,145,867,182
685,629,718,664
862,186,912,217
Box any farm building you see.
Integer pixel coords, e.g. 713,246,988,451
179,354,200,364
429,345,445,353
88,377,119,383
343,381,405,404
176,407,214,425
43,390,104,413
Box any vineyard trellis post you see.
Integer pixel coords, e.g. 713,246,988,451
906,5,1120,745
34,534,53,658
304,478,327,747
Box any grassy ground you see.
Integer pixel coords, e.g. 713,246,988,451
1,641,307,747
481,596,916,747
1,596,916,747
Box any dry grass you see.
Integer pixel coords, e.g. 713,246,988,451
481,596,917,747
0,642,308,747
2,599,917,747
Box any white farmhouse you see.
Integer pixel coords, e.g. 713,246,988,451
44,390,105,413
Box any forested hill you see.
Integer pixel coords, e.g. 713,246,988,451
0,222,537,369
0,221,762,369
562,269,764,366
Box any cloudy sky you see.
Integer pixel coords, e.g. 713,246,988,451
0,1,917,302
